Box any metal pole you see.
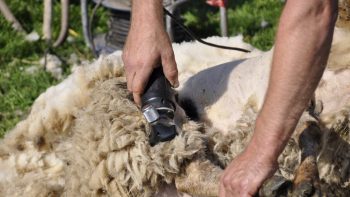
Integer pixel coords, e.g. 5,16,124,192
81,0,93,48
165,0,190,42
53,0,70,47
0,0,25,33
165,8,174,41
220,6,228,37
43,0,52,40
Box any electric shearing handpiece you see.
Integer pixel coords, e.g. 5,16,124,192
141,66,177,146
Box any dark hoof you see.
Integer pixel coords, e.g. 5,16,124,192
292,181,321,197
259,176,292,197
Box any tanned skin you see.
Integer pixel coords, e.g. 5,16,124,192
122,0,338,196
122,0,178,105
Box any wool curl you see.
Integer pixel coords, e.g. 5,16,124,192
1,31,350,196
62,78,208,196
0,53,210,196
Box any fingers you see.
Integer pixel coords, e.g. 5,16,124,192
132,66,154,106
122,26,178,105
124,51,178,106
122,51,134,92
219,182,227,197
218,151,277,197
161,50,179,88
123,50,155,106
133,92,142,107
125,69,135,92
220,170,238,197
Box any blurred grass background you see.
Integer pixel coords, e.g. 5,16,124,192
0,0,283,136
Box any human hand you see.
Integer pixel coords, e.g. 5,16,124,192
122,15,178,105
219,146,278,197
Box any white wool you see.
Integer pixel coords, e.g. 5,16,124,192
0,51,125,196
173,35,263,85
316,69,350,118
327,28,350,71
0,30,350,196
179,51,272,134
177,28,350,190
179,28,350,134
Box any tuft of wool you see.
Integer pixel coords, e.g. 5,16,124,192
61,78,207,196
0,50,201,196
1,31,350,196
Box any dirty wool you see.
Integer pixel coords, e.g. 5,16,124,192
0,32,349,196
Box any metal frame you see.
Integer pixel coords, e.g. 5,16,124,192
164,0,191,41
86,0,228,52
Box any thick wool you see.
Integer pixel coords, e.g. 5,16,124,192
0,51,124,196
62,78,207,196
0,30,350,196
0,52,208,196
337,0,350,30
0,36,260,196
211,107,350,190
173,35,261,85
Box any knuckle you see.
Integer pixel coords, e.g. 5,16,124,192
122,53,130,64
132,83,144,95
122,56,140,68
123,58,135,66
133,90,142,96
239,181,249,190
222,176,231,187
121,52,127,60
125,70,134,80
126,82,133,91
133,88,143,95
127,87,132,92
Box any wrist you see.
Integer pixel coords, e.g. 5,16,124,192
244,116,286,165
244,139,278,168
131,0,164,27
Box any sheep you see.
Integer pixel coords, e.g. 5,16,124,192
0,26,350,197
0,50,208,197
176,27,350,196
337,0,350,30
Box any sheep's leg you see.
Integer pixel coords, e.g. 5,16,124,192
259,175,292,197
175,160,294,197
292,121,322,197
175,160,223,197
175,118,323,197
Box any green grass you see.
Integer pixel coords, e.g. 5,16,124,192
182,0,284,50
0,0,283,137
0,0,108,136
0,59,57,134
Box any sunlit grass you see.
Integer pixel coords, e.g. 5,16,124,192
0,0,108,136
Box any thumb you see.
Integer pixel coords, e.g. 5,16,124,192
161,51,179,88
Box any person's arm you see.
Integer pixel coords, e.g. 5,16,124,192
220,0,338,196
122,0,179,105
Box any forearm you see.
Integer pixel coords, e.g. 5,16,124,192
131,0,164,29
248,0,338,161
124,0,178,104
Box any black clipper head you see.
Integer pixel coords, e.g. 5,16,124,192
141,67,177,146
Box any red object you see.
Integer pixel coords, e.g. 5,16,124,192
206,0,228,7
